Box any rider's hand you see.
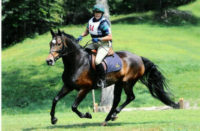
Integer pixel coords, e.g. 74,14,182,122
92,38,100,43
77,35,83,42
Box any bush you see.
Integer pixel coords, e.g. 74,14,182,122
154,9,199,25
108,0,196,14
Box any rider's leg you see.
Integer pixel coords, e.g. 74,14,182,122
95,43,109,88
95,63,106,88
95,44,110,65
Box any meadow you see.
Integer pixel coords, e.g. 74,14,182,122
2,110,200,131
2,0,200,130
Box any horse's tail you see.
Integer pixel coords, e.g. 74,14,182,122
140,57,179,108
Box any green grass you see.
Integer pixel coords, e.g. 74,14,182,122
2,109,200,131
178,0,200,17
2,0,200,114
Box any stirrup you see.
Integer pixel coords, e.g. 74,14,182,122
96,79,105,88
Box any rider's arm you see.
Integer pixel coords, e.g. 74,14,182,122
99,21,112,42
81,28,89,37
99,34,112,41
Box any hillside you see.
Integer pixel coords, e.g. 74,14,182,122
2,1,200,114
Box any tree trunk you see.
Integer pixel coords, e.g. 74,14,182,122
98,85,114,112
96,0,110,21
96,0,114,112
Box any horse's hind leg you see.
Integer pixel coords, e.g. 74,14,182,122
102,82,123,125
71,88,92,119
111,80,137,121
50,85,73,125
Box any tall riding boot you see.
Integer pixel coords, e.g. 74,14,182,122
96,63,106,88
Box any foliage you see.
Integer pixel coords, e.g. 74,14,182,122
154,9,199,25
63,0,95,24
108,0,196,14
2,0,64,47
2,0,196,47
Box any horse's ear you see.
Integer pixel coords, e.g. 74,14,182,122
50,29,55,38
58,29,62,36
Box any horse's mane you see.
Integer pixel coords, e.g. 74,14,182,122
62,32,76,41
61,31,83,49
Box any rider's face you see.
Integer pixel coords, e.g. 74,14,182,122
94,12,103,20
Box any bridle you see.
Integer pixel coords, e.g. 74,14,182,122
49,36,75,61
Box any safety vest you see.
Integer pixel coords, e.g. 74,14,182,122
88,17,110,38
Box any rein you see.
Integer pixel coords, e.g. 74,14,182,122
83,40,93,48
50,47,76,61
83,40,111,52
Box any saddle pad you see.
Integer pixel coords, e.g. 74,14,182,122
104,53,122,73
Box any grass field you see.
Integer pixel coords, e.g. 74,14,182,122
2,21,200,112
2,109,200,131
2,0,200,130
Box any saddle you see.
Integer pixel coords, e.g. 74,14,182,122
89,48,122,74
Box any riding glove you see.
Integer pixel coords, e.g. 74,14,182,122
92,38,100,43
77,35,83,41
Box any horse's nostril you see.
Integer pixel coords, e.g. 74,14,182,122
46,59,53,65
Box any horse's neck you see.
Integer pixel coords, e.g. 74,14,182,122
61,36,89,73
62,49,88,71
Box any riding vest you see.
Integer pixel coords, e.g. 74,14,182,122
88,17,111,38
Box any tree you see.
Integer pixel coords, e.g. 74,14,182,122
95,0,114,112
2,0,64,47
62,0,95,24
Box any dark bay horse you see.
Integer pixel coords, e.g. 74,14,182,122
46,29,179,126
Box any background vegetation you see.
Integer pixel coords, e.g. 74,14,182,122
2,0,200,130
2,0,196,47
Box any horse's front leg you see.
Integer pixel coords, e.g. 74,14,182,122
50,85,73,125
72,88,92,119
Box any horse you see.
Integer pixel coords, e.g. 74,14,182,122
46,29,179,126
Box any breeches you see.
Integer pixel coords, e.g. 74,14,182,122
86,41,111,65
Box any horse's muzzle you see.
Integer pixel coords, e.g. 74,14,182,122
46,53,55,66
46,52,60,66
46,58,55,66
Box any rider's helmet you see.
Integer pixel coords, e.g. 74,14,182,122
93,4,105,13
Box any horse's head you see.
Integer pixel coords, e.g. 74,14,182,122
46,29,68,66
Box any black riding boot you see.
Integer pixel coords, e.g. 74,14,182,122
96,63,106,88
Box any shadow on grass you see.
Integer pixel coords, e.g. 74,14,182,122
2,62,98,113
2,65,60,108
23,121,171,131
111,9,200,26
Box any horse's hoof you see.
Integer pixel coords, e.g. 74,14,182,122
101,121,108,126
85,112,92,119
111,116,118,121
51,117,58,125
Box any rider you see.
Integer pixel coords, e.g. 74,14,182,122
77,4,112,88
